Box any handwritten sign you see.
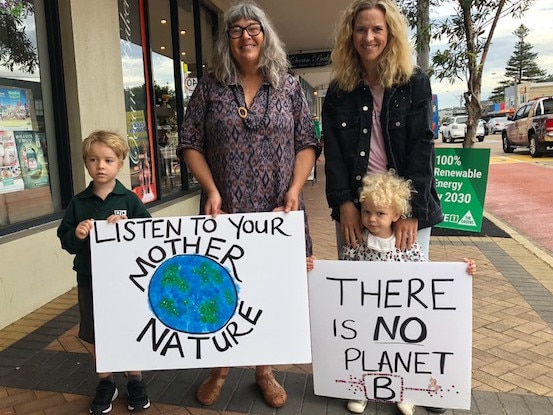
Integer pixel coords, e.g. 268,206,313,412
90,211,312,372
308,260,472,410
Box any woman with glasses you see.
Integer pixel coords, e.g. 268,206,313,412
177,1,320,409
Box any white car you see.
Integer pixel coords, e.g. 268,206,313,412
476,119,485,142
441,115,467,143
486,117,509,134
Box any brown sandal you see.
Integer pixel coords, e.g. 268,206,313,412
255,371,288,408
196,367,229,405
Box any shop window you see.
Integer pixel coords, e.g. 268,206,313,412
0,1,57,230
119,0,157,203
148,0,181,197
119,0,204,199
199,4,216,74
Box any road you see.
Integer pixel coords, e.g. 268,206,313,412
435,133,553,257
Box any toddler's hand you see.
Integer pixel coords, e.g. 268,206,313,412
306,255,315,272
464,258,476,276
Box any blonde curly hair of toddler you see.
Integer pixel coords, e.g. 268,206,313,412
359,170,414,219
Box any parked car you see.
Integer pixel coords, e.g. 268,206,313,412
441,115,467,143
474,119,485,142
486,117,509,134
502,97,553,157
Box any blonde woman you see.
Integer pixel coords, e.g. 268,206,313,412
323,0,442,264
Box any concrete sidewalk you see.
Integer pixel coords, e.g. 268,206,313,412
2,161,553,414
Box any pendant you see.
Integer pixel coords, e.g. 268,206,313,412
237,106,248,119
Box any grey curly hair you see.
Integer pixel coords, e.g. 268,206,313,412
212,1,289,88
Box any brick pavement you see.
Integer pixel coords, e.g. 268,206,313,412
2,160,553,414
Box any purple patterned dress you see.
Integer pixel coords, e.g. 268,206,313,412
178,73,319,255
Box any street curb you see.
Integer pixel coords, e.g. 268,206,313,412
484,211,553,268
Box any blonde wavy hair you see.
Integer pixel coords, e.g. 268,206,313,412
82,130,128,162
331,0,414,91
213,1,289,88
359,171,414,218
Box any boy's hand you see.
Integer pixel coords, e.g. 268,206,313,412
75,219,94,240
106,213,127,223
464,258,476,276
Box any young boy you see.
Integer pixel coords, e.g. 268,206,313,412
57,130,151,414
339,170,476,415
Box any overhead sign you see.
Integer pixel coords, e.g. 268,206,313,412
308,260,472,410
90,211,312,372
434,148,490,232
288,51,331,68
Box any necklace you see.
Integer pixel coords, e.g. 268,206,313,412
231,85,271,131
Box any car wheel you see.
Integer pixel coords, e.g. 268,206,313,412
529,134,543,158
478,136,484,142
502,133,514,153
447,133,454,143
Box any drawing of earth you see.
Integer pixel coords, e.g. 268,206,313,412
148,254,239,334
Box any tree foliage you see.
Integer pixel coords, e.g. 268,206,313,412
504,24,547,83
0,1,38,73
488,82,511,103
488,24,547,102
399,0,533,148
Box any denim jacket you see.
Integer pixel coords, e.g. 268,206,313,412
322,68,443,229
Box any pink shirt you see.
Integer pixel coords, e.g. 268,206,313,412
367,84,387,173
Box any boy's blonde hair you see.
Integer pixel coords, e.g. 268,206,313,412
82,130,129,162
359,170,414,218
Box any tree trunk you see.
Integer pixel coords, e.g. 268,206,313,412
416,0,430,72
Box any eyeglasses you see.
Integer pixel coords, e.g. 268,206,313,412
227,23,263,39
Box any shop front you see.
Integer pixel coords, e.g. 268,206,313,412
0,0,229,329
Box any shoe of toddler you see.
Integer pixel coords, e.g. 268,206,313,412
397,402,416,415
347,399,368,413
425,407,446,414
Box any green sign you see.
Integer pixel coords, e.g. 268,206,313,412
434,148,490,232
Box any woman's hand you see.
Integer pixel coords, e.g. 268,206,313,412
340,201,363,247
394,217,418,251
282,188,301,212
204,189,224,216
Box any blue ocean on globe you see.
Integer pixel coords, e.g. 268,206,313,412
148,254,239,334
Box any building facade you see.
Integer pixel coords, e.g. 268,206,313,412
504,81,553,111
0,0,240,329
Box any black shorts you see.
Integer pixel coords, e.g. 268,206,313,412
78,284,95,344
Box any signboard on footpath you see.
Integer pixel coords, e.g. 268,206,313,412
308,260,473,410
434,148,491,232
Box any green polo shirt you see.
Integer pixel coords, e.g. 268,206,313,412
57,180,151,286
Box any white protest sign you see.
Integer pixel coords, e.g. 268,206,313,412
90,211,311,372
308,260,472,410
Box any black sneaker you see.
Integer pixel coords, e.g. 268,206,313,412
89,379,118,414
127,379,151,411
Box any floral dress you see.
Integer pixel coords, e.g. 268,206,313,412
178,73,320,255
340,230,427,262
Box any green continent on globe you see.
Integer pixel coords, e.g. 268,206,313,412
148,254,239,334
